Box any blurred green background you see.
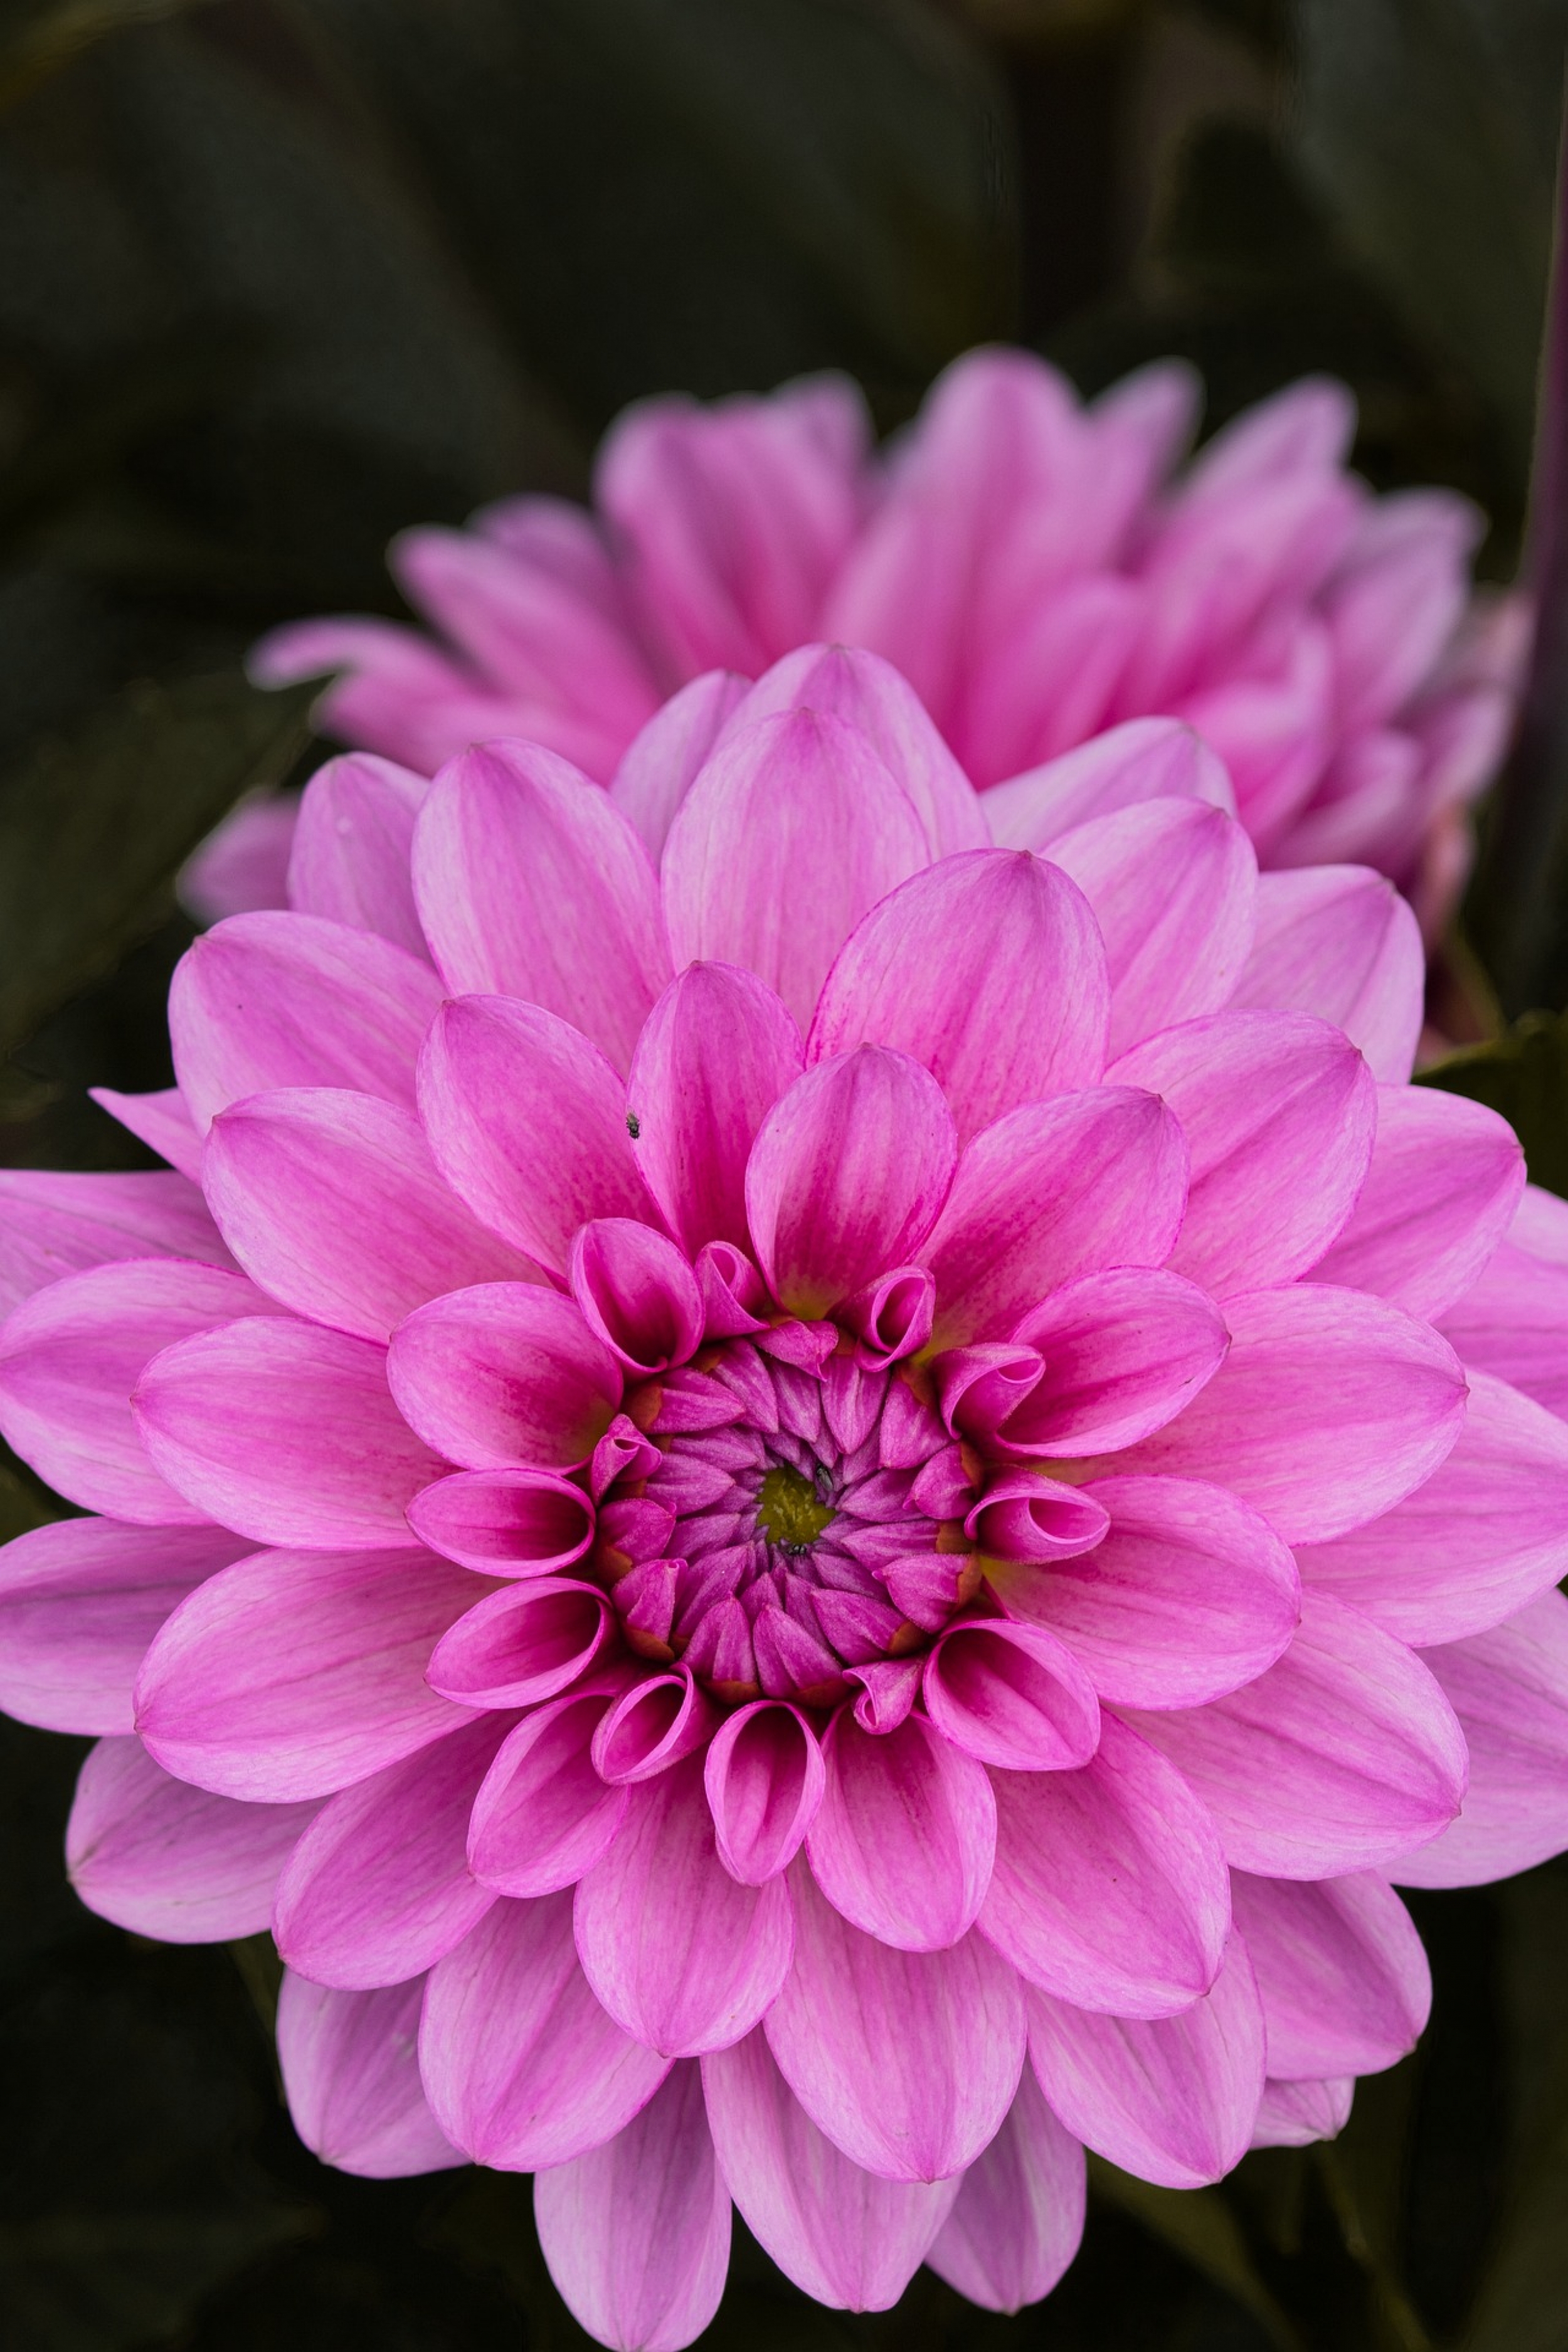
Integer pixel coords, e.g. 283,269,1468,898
3,2,1568,2346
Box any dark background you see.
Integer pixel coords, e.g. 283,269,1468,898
3,3,1568,2346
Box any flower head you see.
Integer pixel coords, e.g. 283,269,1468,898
4,651,1568,2347
240,350,1530,933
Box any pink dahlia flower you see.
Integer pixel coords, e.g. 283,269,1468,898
241,348,1528,934
4,649,1568,2346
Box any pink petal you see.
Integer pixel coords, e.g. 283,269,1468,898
286,750,429,955
180,791,298,921
661,709,930,1031
984,718,1232,850
0,1258,278,1523
388,1283,622,1471
418,995,657,1273
1046,799,1258,1060
805,1709,995,1951
1308,1085,1525,1318
999,1475,1300,1710
766,1860,1026,2182
627,963,803,1255
570,1220,703,1374
978,1713,1230,2018
420,1893,670,2169
204,1088,538,1342
1227,867,1423,1084
745,1048,956,1316
272,1713,511,1989
722,643,988,858
806,849,1109,1143
469,1679,632,1895
534,2062,731,2352
926,2070,1086,2314
169,911,443,1131
1439,1224,1568,1422
1297,1371,1568,1646
1110,1010,1375,1296
277,1973,462,2179
1025,1932,1266,2188
1116,1284,1467,1544
1229,1869,1429,2079
0,1168,231,1316
0,1517,252,1735
1005,1266,1230,1453
1396,1592,1568,1887
575,1752,794,2056
964,1470,1111,1560
922,1088,1188,1347
593,1671,718,1784
66,1734,315,1941
705,1701,825,1884
413,739,670,1073
134,1315,443,1549
407,1468,595,1577
427,1579,615,1708
610,671,751,859
702,2028,960,2310
134,1544,477,1801
923,1619,1101,1772
90,1086,203,1182
1130,1591,1467,1876
1252,2074,1354,2149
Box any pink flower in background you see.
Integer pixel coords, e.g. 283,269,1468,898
4,649,1568,2347
231,348,1529,935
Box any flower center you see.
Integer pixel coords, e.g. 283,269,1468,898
594,1326,979,1707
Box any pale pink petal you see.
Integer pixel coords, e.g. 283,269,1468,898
922,1088,1188,1347
702,2028,960,2310
286,751,428,955
1130,1591,1467,1877
1439,1216,1568,1422
272,1713,511,1989
1298,1371,1568,1646
1025,1932,1266,2189
1251,2075,1354,2148
978,1713,1229,2018
766,1860,1026,2182
134,1544,477,1801
388,1284,622,1471
89,1086,203,1182
661,709,930,1031
627,964,803,1256
1396,1592,1568,1887
418,995,657,1273
407,1468,595,1577
1004,1268,1229,1454
926,2070,1086,2314
420,1894,670,2169
169,911,442,1132
1110,1010,1375,1296
610,672,751,860
0,1259,279,1523
806,849,1109,1143
179,792,299,921
1046,800,1258,1059
66,1735,315,1941
922,1619,1100,1773
996,1475,1300,1710
413,739,670,1073
805,1709,995,1951
1308,1085,1525,1318
1322,489,1478,731
575,1752,794,2056
1116,1285,1467,1544
746,1048,955,1316
705,1702,824,1885
534,2062,731,2352
0,1168,231,1315
134,1316,443,1549
716,644,988,859
0,1517,252,1734
1227,866,1424,1083
277,1972,462,2179
1229,1869,1429,2079
984,719,1232,850
469,1680,632,1895
204,1088,538,1343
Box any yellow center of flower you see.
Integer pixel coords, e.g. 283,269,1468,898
755,1461,837,1554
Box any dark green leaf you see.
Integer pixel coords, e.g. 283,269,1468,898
1086,2154,1304,2349
1417,1011,1568,1197
0,0,207,107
